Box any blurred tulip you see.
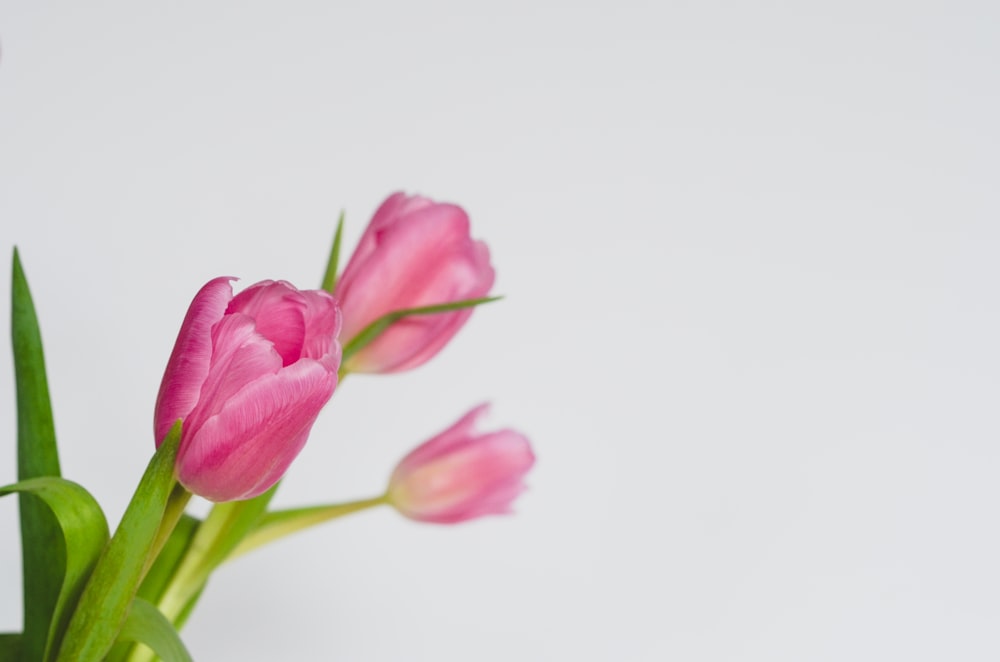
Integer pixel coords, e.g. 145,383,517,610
387,405,535,523
334,192,494,373
155,277,341,501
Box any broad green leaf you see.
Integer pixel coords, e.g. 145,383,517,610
321,211,345,293
340,295,503,367
106,514,201,662
0,477,109,662
11,248,64,661
56,423,187,662
0,633,22,662
105,514,201,662
116,599,193,662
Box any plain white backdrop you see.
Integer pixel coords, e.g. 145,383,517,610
2,1,1000,660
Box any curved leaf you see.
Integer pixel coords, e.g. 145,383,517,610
12,248,64,661
0,633,22,662
56,423,185,662
116,599,192,662
0,477,109,661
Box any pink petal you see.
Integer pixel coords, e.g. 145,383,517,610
297,288,342,362
394,404,491,473
342,193,436,272
182,313,283,435
176,359,337,501
229,281,308,366
335,202,473,340
154,277,234,445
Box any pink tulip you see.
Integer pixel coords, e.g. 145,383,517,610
155,277,341,502
387,405,535,524
334,192,495,373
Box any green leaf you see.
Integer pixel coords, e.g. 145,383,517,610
341,295,503,366
0,633,22,662
11,247,64,661
106,514,201,662
116,599,192,662
56,423,187,662
0,477,109,662
321,211,346,293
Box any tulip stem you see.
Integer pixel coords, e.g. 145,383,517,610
142,484,192,580
227,493,390,561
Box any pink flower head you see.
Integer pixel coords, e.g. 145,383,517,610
387,405,535,524
154,277,341,502
334,192,495,373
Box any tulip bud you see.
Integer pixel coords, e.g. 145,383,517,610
334,192,495,373
387,405,535,524
155,277,341,502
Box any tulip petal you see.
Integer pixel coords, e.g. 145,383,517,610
176,360,337,502
228,281,307,366
181,313,283,435
338,214,494,372
298,289,342,362
388,405,535,525
397,431,534,523
337,202,473,338
394,403,490,471
344,192,435,269
154,277,234,444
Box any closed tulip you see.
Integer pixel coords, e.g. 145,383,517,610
387,405,535,524
334,192,495,373
155,277,341,502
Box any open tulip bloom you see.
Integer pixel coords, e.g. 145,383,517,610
2,192,534,662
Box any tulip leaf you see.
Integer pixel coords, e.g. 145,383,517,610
11,248,65,662
0,634,22,662
115,598,193,662
104,514,200,662
341,295,503,365
0,477,109,662
321,210,346,293
56,422,186,662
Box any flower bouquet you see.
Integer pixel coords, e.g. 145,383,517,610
2,192,534,661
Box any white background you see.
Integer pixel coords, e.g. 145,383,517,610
2,1,1000,660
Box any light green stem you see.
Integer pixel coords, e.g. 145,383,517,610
143,484,191,579
228,494,389,561
126,497,267,662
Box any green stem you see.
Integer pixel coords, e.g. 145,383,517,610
126,489,277,662
228,494,388,561
143,485,191,580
